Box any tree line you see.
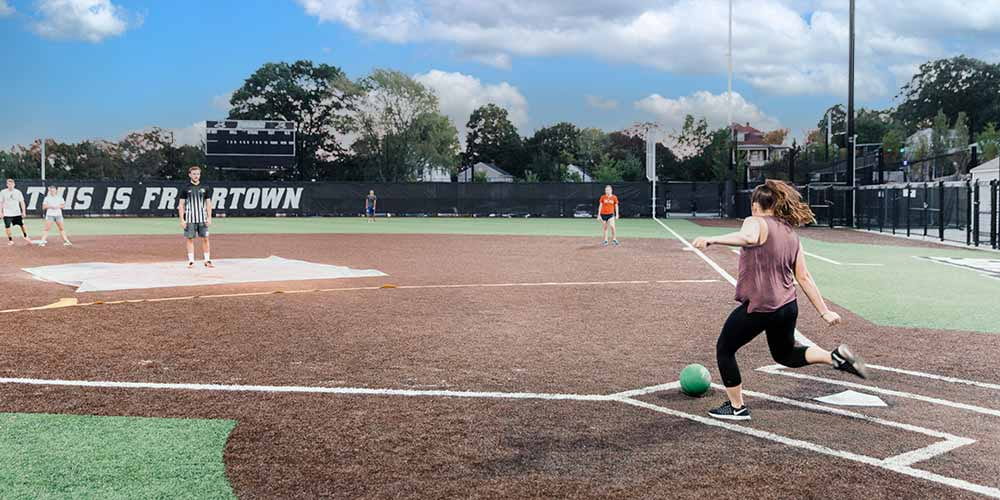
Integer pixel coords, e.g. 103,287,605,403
5,55,1000,183
801,56,1000,175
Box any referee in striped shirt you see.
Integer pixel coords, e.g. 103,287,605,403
178,165,214,268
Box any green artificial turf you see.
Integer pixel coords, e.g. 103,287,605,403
0,412,236,499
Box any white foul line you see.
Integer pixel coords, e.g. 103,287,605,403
607,382,681,399
757,365,1000,418
651,218,1000,494
652,217,814,346
0,377,615,402
1,373,994,496
804,251,843,265
867,364,1000,392
619,397,1000,499
732,384,975,468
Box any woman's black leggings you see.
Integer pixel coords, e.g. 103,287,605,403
716,300,809,388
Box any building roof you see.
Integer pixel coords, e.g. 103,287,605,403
463,162,513,177
731,122,762,134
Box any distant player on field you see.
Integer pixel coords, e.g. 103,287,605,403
2,178,30,246
178,166,213,268
40,185,72,246
692,180,867,421
365,190,377,222
597,185,619,246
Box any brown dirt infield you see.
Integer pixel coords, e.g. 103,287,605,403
1,231,998,498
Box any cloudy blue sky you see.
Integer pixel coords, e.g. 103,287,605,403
3,0,1000,150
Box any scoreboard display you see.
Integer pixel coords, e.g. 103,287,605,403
205,120,297,168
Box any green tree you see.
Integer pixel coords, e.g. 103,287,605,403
855,108,893,144
817,104,847,153
462,103,524,175
576,128,609,174
228,60,362,180
593,154,624,183
605,130,676,180
408,112,461,179
881,125,907,164
762,128,789,145
894,56,1000,135
707,128,740,182
0,146,37,179
975,122,1000,163
913,135,931,180
524,122,581,181
671,115,718,181
931,109,950,157
952,112,971,174
117,128,175,181
352,69,446,181
524,151,557,181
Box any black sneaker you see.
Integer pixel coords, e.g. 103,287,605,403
708,401,751,421
831,344,869,379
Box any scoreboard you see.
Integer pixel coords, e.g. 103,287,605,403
205,120,297,168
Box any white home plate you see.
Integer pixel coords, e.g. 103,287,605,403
23,256,386,292
814,390,888,407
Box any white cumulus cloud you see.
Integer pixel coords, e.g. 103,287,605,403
32,0,138,43
168,122,206,147
0,0,15,17
413,70,529,144
635,91,781,133
585,95,618,111
297,0,1000,101
211,91,234,112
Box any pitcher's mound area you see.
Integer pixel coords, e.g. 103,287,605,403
23,256,386,292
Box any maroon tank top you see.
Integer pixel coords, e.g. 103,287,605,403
734,217,800,313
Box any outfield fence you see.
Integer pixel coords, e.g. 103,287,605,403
12,180,726,219
736,181,1000,249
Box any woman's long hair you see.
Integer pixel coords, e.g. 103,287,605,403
751,179,815,227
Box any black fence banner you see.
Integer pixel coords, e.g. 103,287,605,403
12,181,688,218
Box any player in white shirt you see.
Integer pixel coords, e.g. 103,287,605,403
1,178,30,246
40,185,72,247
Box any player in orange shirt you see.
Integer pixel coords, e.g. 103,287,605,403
597,185,620,246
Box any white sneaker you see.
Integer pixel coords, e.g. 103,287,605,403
64,241,72,246
38,240,47,247
7,240,12,246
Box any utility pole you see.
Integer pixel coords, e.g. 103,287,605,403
40,138,46,181
727,0,735,178
846,0,856,226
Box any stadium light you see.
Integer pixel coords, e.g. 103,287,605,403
847,0,856,225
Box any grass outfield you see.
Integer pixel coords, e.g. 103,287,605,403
22,216,676,238
0,413,235,498
666,220,1000,334
17,216,1000,333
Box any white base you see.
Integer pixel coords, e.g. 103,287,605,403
24,256,386,292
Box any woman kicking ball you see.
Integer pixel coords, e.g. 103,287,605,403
693,179,868,421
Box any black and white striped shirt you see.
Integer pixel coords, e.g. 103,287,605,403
179,183,211,224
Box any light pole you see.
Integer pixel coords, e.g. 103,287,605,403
727,0,734,178
40,138,46,181
846,0,856,226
